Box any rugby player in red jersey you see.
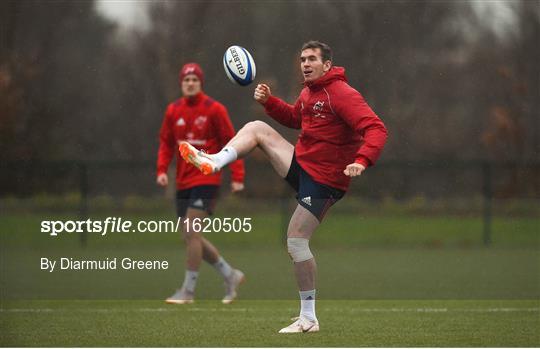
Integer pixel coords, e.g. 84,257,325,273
179,42,388,332
157,63,246,304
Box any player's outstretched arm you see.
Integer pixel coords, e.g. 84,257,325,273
254,84,301,129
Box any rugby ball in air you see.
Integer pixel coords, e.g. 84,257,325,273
223,45,256,86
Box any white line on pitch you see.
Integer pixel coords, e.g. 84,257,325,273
1,307,538,313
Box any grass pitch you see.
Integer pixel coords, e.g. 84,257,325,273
1,211,538,346
1,300,538,346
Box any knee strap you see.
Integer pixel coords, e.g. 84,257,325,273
287,237,313,262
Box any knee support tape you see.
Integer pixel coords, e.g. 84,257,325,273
287,237,313,262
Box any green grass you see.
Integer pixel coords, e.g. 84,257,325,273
1,212,539,248
1,247,539,300
1,212,539,346
1,300,538,346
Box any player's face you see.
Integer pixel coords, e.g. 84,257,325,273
181,75,202,97
300,48,331,83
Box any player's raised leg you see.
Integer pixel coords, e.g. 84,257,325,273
180,120,294,178
279,204,321,333
228,121,295,177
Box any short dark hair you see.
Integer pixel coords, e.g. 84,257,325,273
301,40,333,63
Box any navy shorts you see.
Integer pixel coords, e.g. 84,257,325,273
176,185,220,217
285,153,345,221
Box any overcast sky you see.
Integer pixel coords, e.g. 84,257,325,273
96,0,151,30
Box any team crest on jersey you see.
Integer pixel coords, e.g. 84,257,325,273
194,115,207,129
312,101,326,118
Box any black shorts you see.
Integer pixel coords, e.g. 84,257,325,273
176,185,220,217
285,153,345,221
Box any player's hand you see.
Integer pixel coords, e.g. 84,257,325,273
343,163,366,177
254,84,271,105
156,173,168,186
231,181,245,193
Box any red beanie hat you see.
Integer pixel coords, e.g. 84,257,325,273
179,63,204,85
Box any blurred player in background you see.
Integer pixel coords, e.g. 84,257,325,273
179,41,387,332
156,63,246,304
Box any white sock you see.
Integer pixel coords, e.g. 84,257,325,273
213,256,233,280
299,289,317,322
182,270,199,293
209,146,237,170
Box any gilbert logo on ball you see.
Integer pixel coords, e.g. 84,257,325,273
223,45,256,86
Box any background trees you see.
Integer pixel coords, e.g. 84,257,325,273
1,0,538,195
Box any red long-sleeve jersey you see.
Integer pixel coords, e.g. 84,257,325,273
157,92,244,190
264,66,387,191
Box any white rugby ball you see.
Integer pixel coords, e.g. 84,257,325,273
223,45,256,86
